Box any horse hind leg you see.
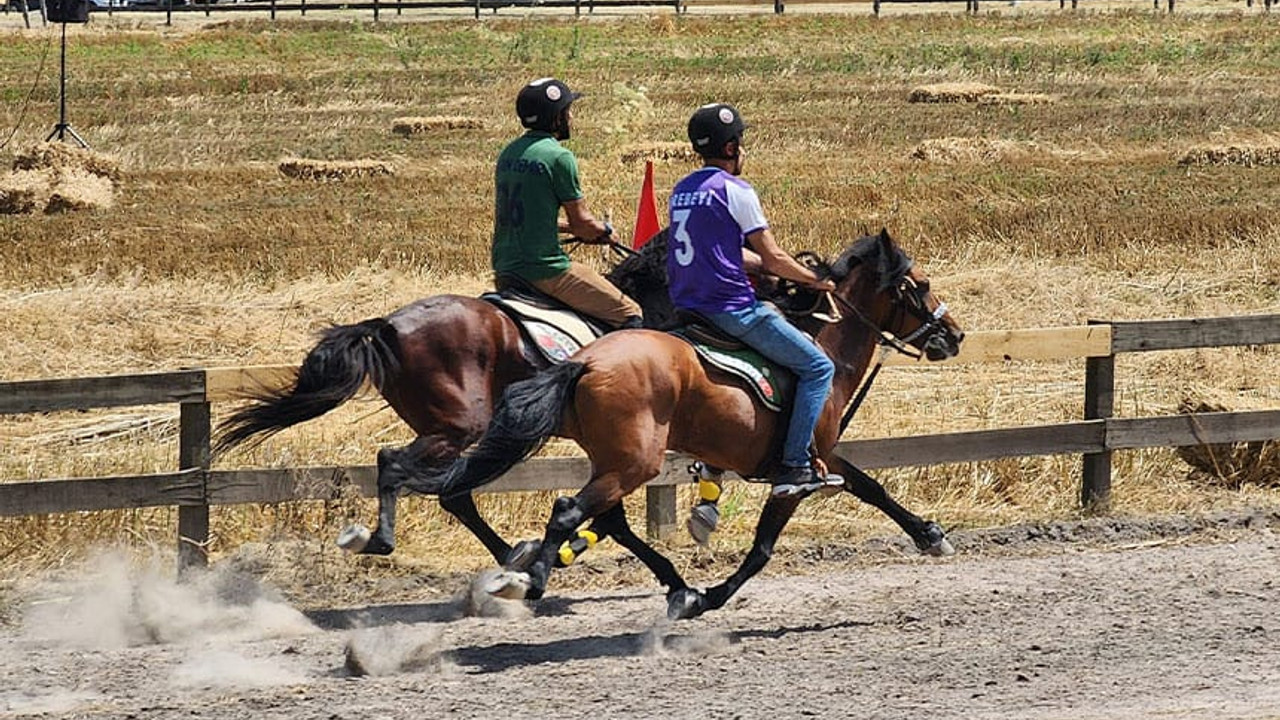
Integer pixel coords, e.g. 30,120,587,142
592,503,688,595
507,462,654,601
337,446,408,555
522,495,588,601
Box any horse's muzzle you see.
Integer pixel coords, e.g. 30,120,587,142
924,330,963,361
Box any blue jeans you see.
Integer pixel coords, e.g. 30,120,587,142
706,302,835,469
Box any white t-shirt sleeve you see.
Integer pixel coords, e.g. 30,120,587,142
725,181,768,236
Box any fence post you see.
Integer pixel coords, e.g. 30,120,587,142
1081,320,1114,513
178,401,211,573
646,484,677,540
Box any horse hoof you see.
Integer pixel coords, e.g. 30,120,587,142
336,524,371,553
687,504,719,546
915,522,955,557
667,588,705,620
924,537,956,557
484,571,532,600
503,540,541,572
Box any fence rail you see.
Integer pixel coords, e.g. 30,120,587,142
3,313,1278,570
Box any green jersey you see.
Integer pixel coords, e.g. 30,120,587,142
491,131,583,281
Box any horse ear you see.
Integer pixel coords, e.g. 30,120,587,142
878,227,892,253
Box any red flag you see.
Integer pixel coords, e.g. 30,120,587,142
632,160,661,250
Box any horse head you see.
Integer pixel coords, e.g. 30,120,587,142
825,228,964,362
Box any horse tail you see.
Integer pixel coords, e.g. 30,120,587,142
214,318,400,455
408,361,587,498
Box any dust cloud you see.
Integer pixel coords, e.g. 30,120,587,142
641,617,734,658
20,549,316,649
344,623,454,677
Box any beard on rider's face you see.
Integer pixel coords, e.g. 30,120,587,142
555,108,574,141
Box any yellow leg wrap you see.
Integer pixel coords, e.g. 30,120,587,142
557,529,600,567
698,479,722,503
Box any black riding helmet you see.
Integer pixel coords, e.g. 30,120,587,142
688,103,748,159
516,78,581,134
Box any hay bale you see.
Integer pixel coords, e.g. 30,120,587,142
908,82,1003,103
278,158,395,181
1178,143,1280,168
44,168,115,213
1175,399,1280,489
911,137,1033,163
391,116,485,136
0,168,53,214
620,141,698,165
978,92,1056,105
13,141,122,182
2,143,122,214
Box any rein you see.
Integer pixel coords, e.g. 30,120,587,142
824,277,949,435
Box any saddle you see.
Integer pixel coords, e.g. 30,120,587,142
668,312,795,413
482,279,613,364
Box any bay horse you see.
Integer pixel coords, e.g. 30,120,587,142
381,229,964,619
214,235,678,567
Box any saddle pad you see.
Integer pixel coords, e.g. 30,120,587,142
670,329,792,413
484,295,604,364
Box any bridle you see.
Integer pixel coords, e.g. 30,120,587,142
824,269,951,435
826,273,949,361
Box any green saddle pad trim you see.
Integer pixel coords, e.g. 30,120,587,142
670,329,793,413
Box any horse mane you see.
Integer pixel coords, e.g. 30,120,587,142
607,228,679,329
828,231,914,292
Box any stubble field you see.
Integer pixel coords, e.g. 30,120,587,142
1,5,1278,608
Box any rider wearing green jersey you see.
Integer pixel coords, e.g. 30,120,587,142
492,78,643,329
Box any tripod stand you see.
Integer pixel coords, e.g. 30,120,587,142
45,19,89,149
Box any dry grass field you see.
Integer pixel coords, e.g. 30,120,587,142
2,8,1279,595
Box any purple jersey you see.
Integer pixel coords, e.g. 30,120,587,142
667,167,769,314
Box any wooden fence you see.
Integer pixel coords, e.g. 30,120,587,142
8,0,1270,26
3,313,1279,571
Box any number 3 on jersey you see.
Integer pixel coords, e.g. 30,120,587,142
671,208,695,267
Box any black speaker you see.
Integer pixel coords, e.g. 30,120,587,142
47,0,89,23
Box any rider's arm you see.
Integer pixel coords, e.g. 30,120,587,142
562,199,611,243
746,228,836,291
742,246,764,276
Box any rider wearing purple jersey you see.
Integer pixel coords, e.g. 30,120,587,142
668,103,838,497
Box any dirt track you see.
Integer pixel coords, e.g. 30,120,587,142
3,510,1280,720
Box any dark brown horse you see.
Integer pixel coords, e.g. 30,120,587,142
385,229,964,619
214,236,678,566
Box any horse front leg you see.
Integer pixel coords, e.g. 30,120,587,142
829,456,954,556
669,495,802,620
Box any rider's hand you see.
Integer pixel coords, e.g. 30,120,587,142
808,278,837,293
589,221,615,245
